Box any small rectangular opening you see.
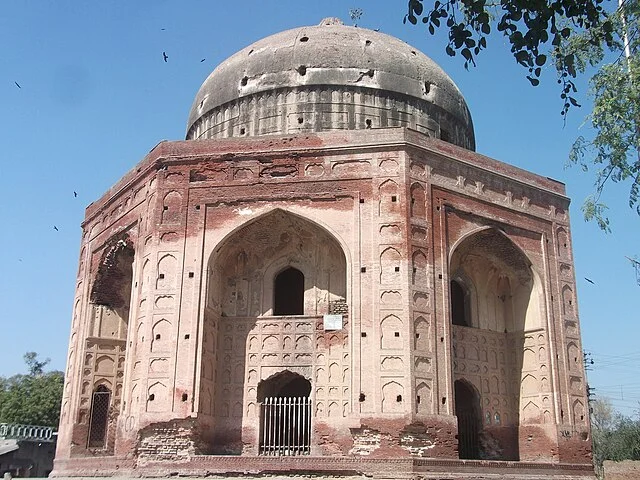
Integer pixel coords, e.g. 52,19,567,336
159,273,165,279
361,332,367,338
361,267,366,273
394,266,400,272
391,195,397,202
394,332,400,337
188,272,194,278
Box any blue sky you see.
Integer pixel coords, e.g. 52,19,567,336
1,1,638,415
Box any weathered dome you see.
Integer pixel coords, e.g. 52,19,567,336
186,18,475,150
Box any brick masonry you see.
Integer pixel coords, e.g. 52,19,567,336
53,20,593,480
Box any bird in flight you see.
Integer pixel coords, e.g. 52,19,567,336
14,81,21,89
74,191,78,198
163,51,169,62
53,226,59,231
584,277,595,284
200,58,206,62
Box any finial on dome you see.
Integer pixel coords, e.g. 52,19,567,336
319,17,344,26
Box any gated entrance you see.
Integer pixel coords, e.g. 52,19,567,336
258,371,311,455
454,379,481,459
88,385,111,448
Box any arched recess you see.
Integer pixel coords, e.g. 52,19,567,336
201,209,348,453
454,380,481,459
81,233,135,453
410,183,426,218
450,227,544,461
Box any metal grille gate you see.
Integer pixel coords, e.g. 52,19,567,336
259,396,311,455
457,411,479,459
88,388,111,448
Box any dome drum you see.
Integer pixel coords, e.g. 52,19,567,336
187,85,475,150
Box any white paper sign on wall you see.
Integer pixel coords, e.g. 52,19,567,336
323,314,343,331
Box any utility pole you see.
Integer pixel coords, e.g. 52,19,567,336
626,257,640,286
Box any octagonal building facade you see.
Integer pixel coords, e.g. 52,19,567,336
53,19,594,479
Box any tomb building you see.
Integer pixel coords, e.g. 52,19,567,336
53,18,593,479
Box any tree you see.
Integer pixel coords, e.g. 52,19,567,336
590,398,640,476
0,352,64,427
405,0,639,229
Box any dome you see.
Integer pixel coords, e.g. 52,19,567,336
186,18,475,150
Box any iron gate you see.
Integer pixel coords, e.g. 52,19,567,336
88,387,111,448
457,411,479,459
259,396,311,455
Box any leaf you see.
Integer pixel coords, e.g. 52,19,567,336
527,76,540,86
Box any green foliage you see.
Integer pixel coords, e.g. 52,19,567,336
406,0,640,229
0,352,64,427
591,399,640,475
405,0,614,112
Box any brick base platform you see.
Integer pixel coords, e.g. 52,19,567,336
52,455,596,479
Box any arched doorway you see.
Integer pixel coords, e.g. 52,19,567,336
274,267,304,315
258,371,312,456
88,385,111,448
454,380,481,459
